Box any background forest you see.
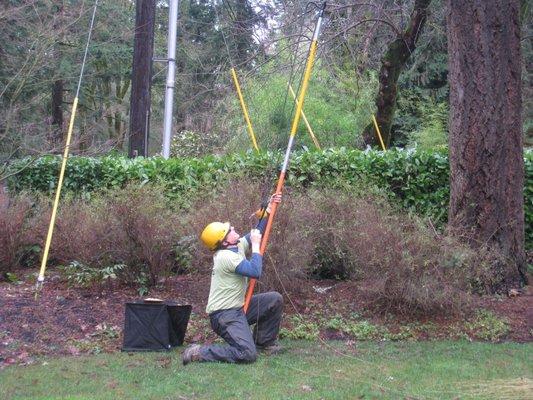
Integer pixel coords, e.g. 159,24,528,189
0,4,532,389
1,0,530,162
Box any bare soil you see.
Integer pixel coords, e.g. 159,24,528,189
0,270,531,368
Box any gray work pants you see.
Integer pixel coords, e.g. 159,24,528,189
199,291,283,363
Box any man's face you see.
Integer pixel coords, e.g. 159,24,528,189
224,226,240,245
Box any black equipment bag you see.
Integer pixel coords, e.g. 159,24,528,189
122,301,192,351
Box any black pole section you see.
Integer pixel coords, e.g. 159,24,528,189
129,0,156,158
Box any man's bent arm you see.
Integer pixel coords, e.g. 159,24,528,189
235,253,262,278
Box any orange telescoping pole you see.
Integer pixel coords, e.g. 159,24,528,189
244,3,326,313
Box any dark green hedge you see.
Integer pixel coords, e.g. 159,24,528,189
7,148,532,247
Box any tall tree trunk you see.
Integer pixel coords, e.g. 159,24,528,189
362,0,431,147
50,3,64,147
447,0,526,289
129,0,156,158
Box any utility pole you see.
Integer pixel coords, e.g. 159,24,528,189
129,0,156,158
161,0,179,159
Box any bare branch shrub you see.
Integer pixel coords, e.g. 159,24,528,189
0,193,34,276
188,180,487,316
21,185,186,287
2,179,503,317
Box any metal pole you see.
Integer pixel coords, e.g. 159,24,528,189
162,0,179,159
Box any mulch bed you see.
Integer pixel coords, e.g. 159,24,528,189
0,271,531,368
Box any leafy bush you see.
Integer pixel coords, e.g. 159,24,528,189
464,309,510,342
4,148,454,225
9,148,531,242
344,320,384,340
279,315,320,340
59,261,124,288
170,130,222,158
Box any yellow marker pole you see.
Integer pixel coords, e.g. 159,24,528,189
37,98,78,285
36,0,99,295
230,67,259,152
244,3,326,313
372,114,387,151
288,84,321,150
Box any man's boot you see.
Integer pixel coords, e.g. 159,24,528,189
256,342,283,356
182,344,202,365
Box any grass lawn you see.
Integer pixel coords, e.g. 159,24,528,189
1,340,531,400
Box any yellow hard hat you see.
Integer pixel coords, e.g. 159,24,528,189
200,221,230,250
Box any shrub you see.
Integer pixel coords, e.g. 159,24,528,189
288,189,475,316
170,130,221,158
279,315,320,340
464,309,510,342
58,261,124,288
0,194,35,277
187,181,479,317
7,148,532,249
4,185,188,288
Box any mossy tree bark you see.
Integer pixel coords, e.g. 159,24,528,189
447,0,526,289
362,0,431,148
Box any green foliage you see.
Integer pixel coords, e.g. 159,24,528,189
464,310,510,342
170,130,221,157
321,315,420,341
382,326,417,341
134,270,150,297
7,149,533,249
4,272,20,284
59,261,124,288
343,320,384,340
407,100,448,150
279,315,320,340
224,67,378,151
525,150,533,248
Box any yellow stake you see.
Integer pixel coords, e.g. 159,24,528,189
372,114,387,151
230,67,259,151
288,83,321,149
36,0,99,296
289,41,318,138
36,97,78,293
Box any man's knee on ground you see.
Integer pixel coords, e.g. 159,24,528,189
239,347,258,363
